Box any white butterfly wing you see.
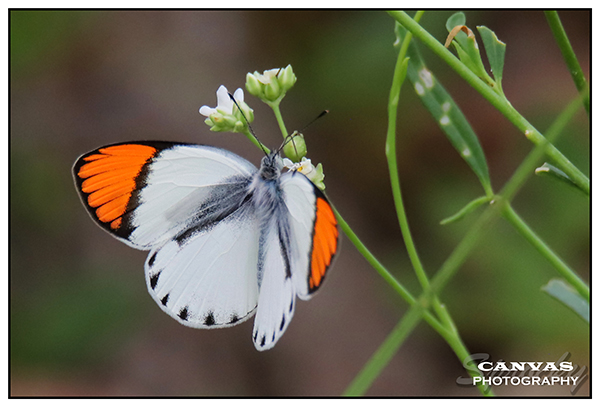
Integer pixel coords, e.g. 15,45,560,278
73,142,257,249
74,141,261,328
252,171,339,350
252,218,296,350
281,172,339,300
146,202,260,328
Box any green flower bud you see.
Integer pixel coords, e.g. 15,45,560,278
279,64,297,92
283,132,307,162
245,73,262,98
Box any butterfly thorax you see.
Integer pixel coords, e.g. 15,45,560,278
250,153,284,217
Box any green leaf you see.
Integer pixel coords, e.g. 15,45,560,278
477,26,506,90
445,12,466,31
445,15,496,89
396,25,493,196
535,162,585,193
541,279,589,323
440,195,491,225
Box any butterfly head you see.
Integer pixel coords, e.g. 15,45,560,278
259,151,283,181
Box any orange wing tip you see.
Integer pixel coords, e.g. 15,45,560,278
98,144,158,157
76,144,158,230
309,197,339,291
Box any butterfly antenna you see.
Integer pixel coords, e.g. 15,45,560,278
278,110,329,155
278,131,299,155
299,110,329,133
228,92,269,156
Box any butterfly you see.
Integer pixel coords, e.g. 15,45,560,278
73,141,339,350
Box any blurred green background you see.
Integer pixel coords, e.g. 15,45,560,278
10,10,589,396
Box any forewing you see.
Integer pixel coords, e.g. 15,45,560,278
281,172,339,300
73,141,257,249
146,202,260,328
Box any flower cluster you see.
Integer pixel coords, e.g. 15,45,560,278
245,65,297,105
199,65,326,189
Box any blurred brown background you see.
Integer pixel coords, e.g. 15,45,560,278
10,10,589,396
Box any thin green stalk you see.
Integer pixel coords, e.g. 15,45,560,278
334,207,448,334
269,102,289,139
343,273,491,396
389,15,481,387
499,94,584,202
442,323,494,396
242,129,270,154
429,200,501,296
386,17,449,327
387,10,589,195
334,208,416,308
386,10,432,297
344,305,424,396
501,204,589,301
544,11,589,115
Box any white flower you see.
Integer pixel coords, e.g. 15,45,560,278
199,85,245,117
283,157,326,190
199,85,253,133
253,68,280,85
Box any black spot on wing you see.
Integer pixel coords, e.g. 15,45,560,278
178,306,189,321
253,331,258,341
148,252,157,267
260,335,266,347
204,311,216,326
289,298,294,313
272,332,275,342
150,271,161,290
160,293,169,306
280,316,286,331
229,314,239,324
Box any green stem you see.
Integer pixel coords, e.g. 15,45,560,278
337,200,492,396
242,129,270,154
544,11,589,115
386,10,432,297
269,101,289,139
344,306,492,396
442,323,494,396
429,200,501,295
387,10,589,195
501,204,589,301
499,94,585,202
335,208,456,360
386,18,450,328
333,208,417,308
344,305,424,396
